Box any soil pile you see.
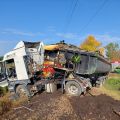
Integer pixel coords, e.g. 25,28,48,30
1,90,120,120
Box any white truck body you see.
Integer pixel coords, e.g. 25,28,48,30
3,41,44,81
0,41,44,96
0,41,92,98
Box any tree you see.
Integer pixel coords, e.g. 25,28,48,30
0,56,3,61
111,50,120,61
80,35,105,56
80,35,101,52
105,43,119,60
98,47,105,56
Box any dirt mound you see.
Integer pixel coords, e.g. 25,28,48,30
69,95,120,120
1,90,120,120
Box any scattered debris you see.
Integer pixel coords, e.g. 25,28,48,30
13,101,41,112
13,106,34,112
112,108,120,117
86,91,96,97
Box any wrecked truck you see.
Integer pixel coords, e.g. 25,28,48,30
0,41,111,98
44,41,111,90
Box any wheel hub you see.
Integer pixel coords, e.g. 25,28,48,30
68,85,78,94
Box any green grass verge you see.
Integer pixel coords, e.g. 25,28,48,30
104,78,120,91
101,78,120,100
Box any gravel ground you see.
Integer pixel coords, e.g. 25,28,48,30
1,89,120,120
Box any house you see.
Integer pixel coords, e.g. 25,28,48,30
111,60,120,71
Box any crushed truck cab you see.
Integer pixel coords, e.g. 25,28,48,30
2,41,44,98
1,41,111,99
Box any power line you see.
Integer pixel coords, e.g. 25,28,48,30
63,0,76,32
64,0,79,33
79,0,109,34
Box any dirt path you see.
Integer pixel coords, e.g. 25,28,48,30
45,95,80,120
1,89,120,120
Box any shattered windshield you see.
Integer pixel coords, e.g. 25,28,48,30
45,50,58,61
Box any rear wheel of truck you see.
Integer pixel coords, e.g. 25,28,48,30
65,81,82,96
16,85,30,100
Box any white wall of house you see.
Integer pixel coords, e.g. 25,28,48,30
111,61,120,71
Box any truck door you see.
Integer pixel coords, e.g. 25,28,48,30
0,62,6,82
5,59,17,81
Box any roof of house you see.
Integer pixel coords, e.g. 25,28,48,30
111,60,120,63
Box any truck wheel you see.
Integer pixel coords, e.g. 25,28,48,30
96,80,103,87
16,85,30,99
65,81,82,96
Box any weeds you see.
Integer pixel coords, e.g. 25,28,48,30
0,87,12,115
0,95,13,115
0,91,27,116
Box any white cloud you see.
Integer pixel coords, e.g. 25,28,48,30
47,26,56,32
0,40,18,56
56,32,120,46
56,32,81,40
95,34,120,46
1,28,44,36
0,40,17,44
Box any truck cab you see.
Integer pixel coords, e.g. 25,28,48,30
2,41,44,98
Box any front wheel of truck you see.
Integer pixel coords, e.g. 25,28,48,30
15,85,31,100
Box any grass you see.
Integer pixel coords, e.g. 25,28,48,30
0,94,13,115
100,74,120,100
104,78,120,91
0,92,27,115
0,86,8,97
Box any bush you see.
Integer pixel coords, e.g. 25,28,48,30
0,86,8,96
0,97,13,115
0,89,28,116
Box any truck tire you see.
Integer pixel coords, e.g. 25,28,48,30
65,81,82,96
96,80,103,87
16,85,30,99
